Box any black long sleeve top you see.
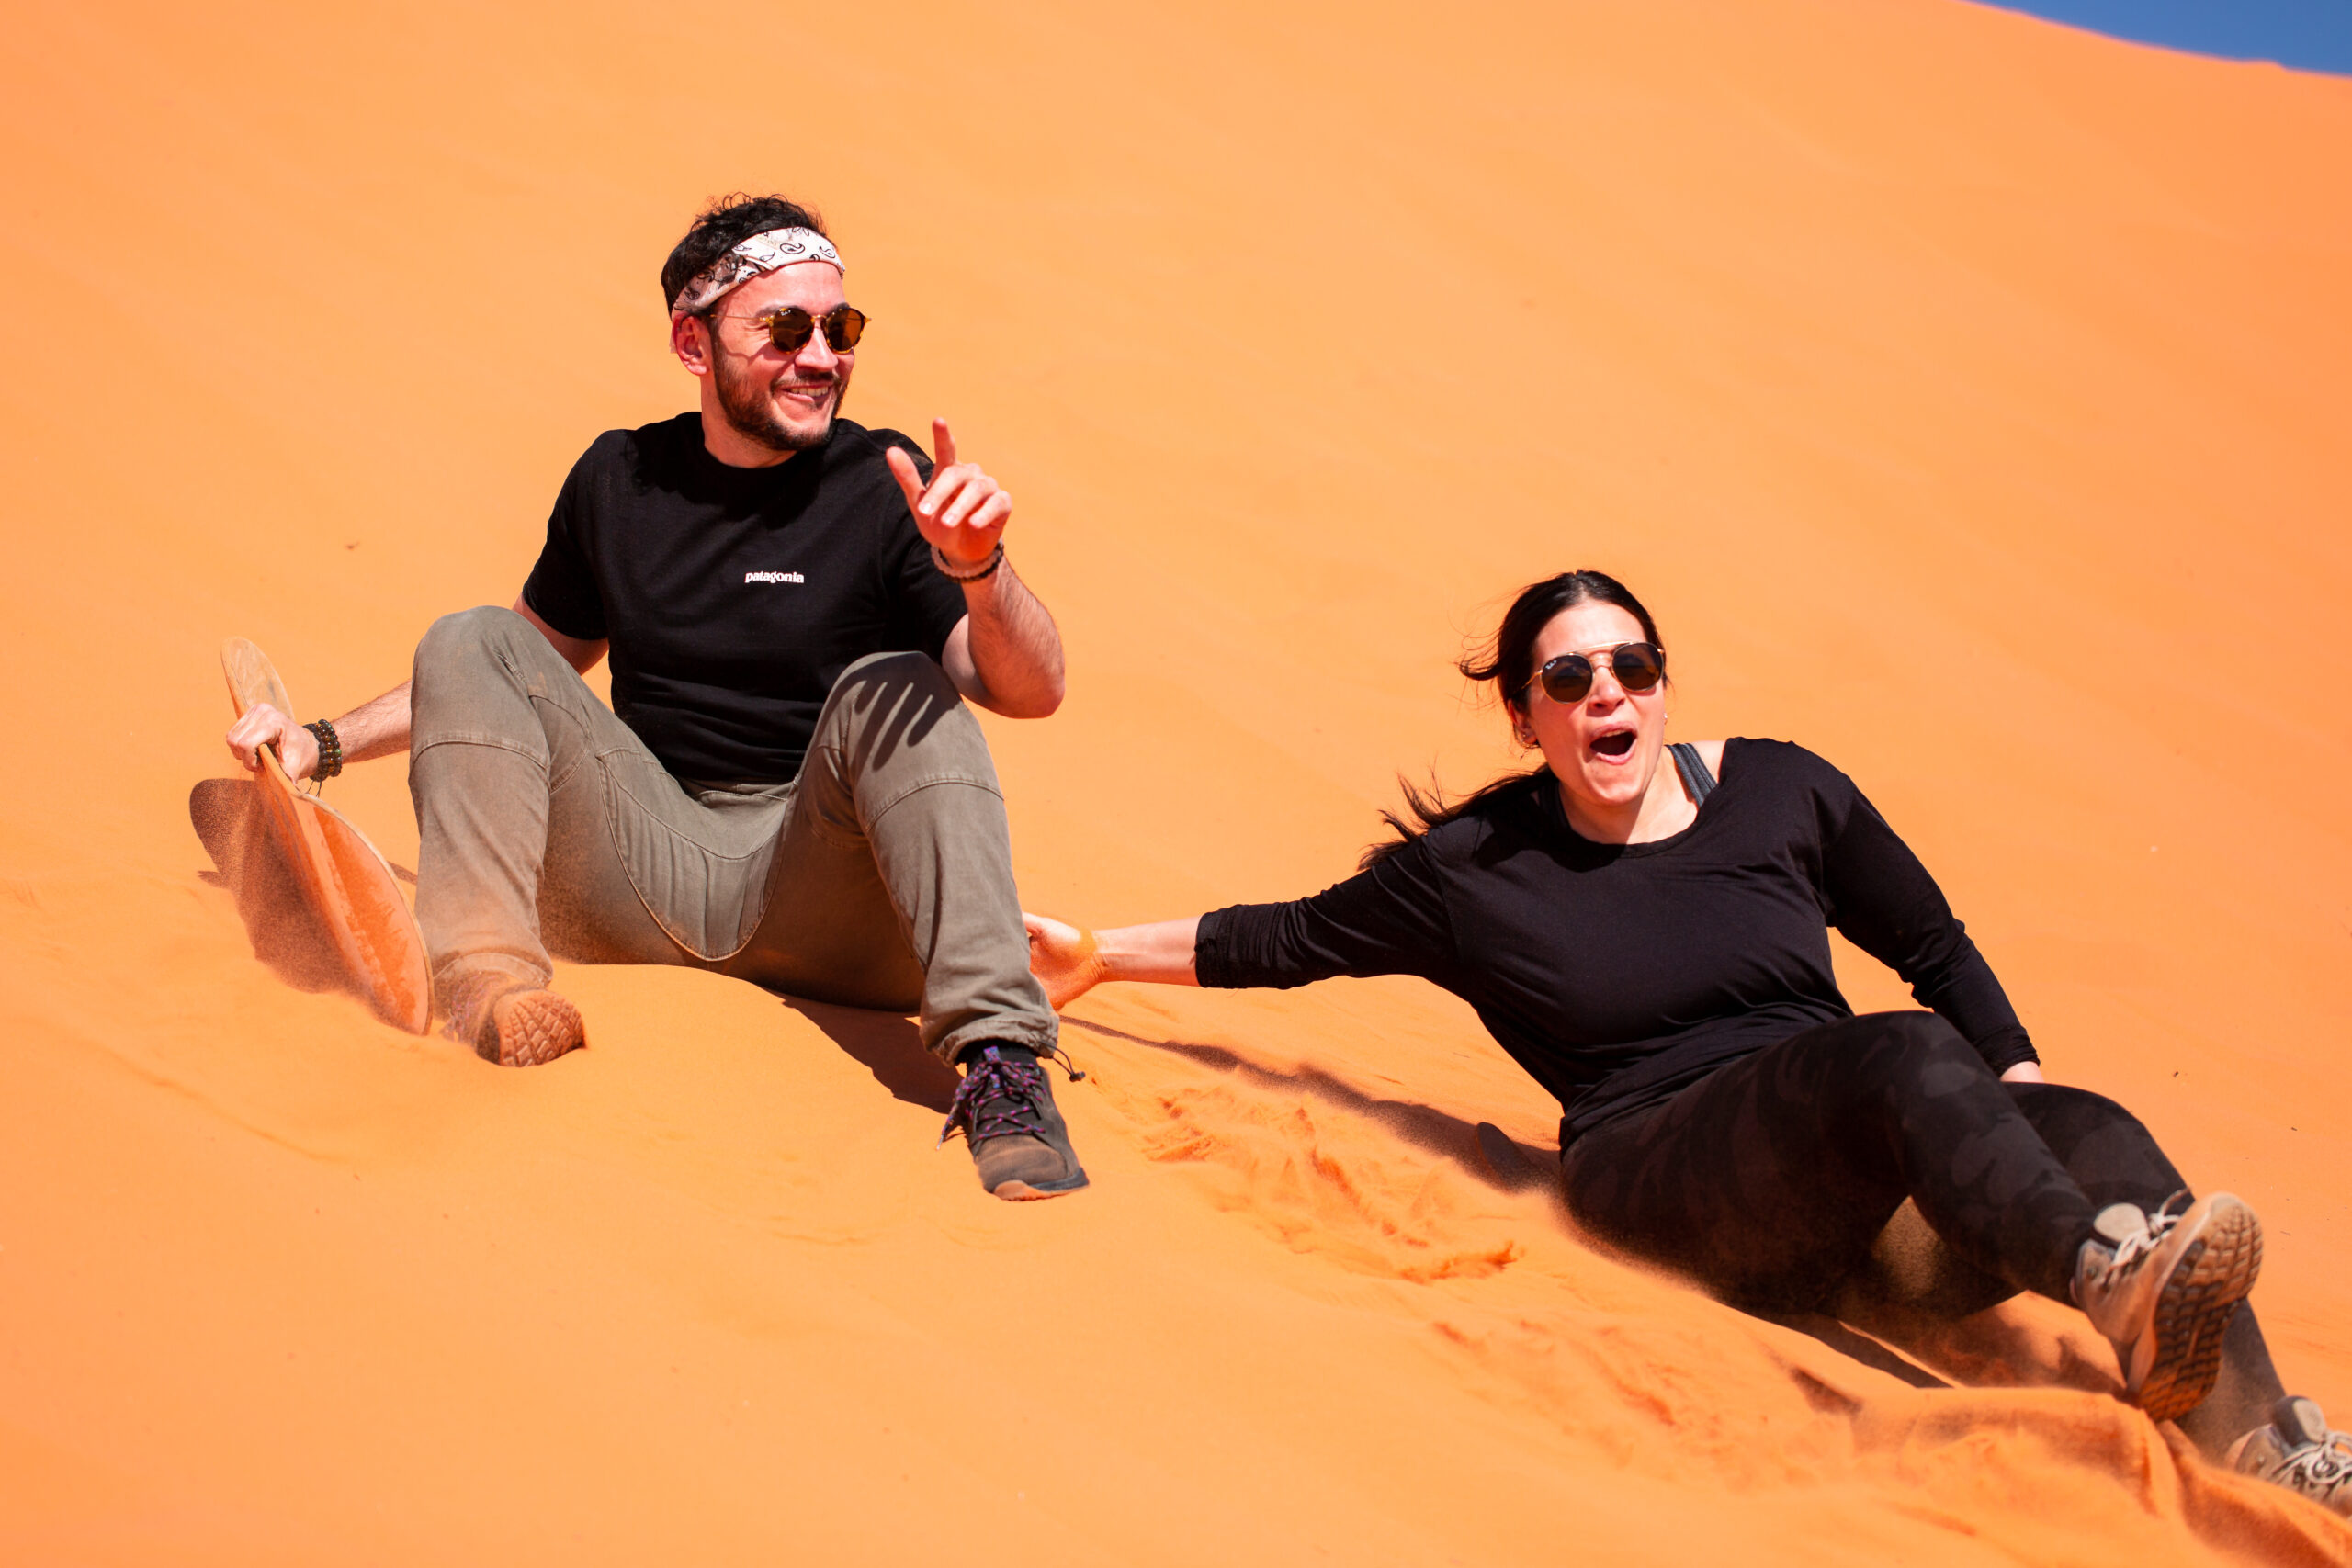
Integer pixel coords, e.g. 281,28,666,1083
1194,739,2037,1146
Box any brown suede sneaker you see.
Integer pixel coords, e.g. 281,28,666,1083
2073,1193,2262,1423
2228,1396,2352,1518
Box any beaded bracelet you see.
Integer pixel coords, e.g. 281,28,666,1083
931,542,1005,583
303,718,345,781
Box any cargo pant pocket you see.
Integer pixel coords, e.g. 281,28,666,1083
601,752,787,964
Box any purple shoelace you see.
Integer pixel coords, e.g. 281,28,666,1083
939,1044,1082,1146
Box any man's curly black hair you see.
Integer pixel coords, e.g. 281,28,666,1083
660,193,829,315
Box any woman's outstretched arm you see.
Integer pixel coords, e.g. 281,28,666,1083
1024,912,1199,1010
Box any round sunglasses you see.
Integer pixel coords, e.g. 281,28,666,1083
740,304,869,354
1521,641,1666,704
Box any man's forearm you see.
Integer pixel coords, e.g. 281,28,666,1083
962,562,1065,717
334,681,414,763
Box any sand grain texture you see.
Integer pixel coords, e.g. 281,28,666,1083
1,0,2347,1562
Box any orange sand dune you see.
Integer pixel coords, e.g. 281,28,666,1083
3,0,2349,1561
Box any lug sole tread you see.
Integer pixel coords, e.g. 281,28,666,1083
2136,1201,2263,1424
491,991,587,1068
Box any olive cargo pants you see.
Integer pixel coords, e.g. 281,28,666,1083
406,606,1057,1062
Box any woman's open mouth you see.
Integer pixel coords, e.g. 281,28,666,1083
1590,728,1637,759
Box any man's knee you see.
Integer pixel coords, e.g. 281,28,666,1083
416,604,537,682
412,605,586,760
837,649,961,701
823,650,992,772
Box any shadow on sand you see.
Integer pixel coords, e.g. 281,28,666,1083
778,996,960,1115
1057,1011,2127,1400
1062,1012,1563,1195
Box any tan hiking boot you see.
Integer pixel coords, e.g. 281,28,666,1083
2228,1396,2352,1518
484,988,586,1066
2073,1193,2262,1423
443,972,586,1067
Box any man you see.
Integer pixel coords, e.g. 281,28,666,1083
225,195,1086,1200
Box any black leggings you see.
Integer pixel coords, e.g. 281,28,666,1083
1559,1012,2187,1316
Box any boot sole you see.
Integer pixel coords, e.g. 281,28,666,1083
2137,1197,2263,1423
990,1172,1091,1201
490,990,586,1068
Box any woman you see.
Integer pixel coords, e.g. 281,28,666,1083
1027,570,2348,1512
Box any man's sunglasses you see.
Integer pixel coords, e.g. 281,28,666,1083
744,304,869,354
1521,642,1667,704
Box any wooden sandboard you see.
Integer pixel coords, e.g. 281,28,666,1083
220,637,432,1033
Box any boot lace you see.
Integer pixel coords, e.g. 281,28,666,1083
940,1044,1084,1147
2106,1190,2193,1276
2283,1434,2352,1489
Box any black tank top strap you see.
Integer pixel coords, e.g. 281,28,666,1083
1668,740,1716,804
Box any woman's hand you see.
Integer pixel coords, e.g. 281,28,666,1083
1024,911,1108,1010
2000,1060,2047,1084
1026,912,1203,1007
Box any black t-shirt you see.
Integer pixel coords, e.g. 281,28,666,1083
1194,739,2037,1145
521,414,967,782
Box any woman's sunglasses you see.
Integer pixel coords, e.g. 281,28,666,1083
746,304,869,354
1521,642,1666,704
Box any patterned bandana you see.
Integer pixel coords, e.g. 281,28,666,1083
670,226,843,317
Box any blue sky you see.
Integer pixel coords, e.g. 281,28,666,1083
1987,1,2352,74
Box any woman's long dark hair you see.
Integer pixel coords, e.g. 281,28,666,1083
1362,570,1665,867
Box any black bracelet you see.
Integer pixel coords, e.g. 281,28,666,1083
303,718,345,781
931,542,1005,583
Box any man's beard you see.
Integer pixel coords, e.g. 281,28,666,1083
712,352,846,453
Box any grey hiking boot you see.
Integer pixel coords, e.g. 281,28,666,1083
2073,1192,2263,1423
941,1043,1090,1201
2227,1396,2352,1518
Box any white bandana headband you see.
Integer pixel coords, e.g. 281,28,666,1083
670,226,843,317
